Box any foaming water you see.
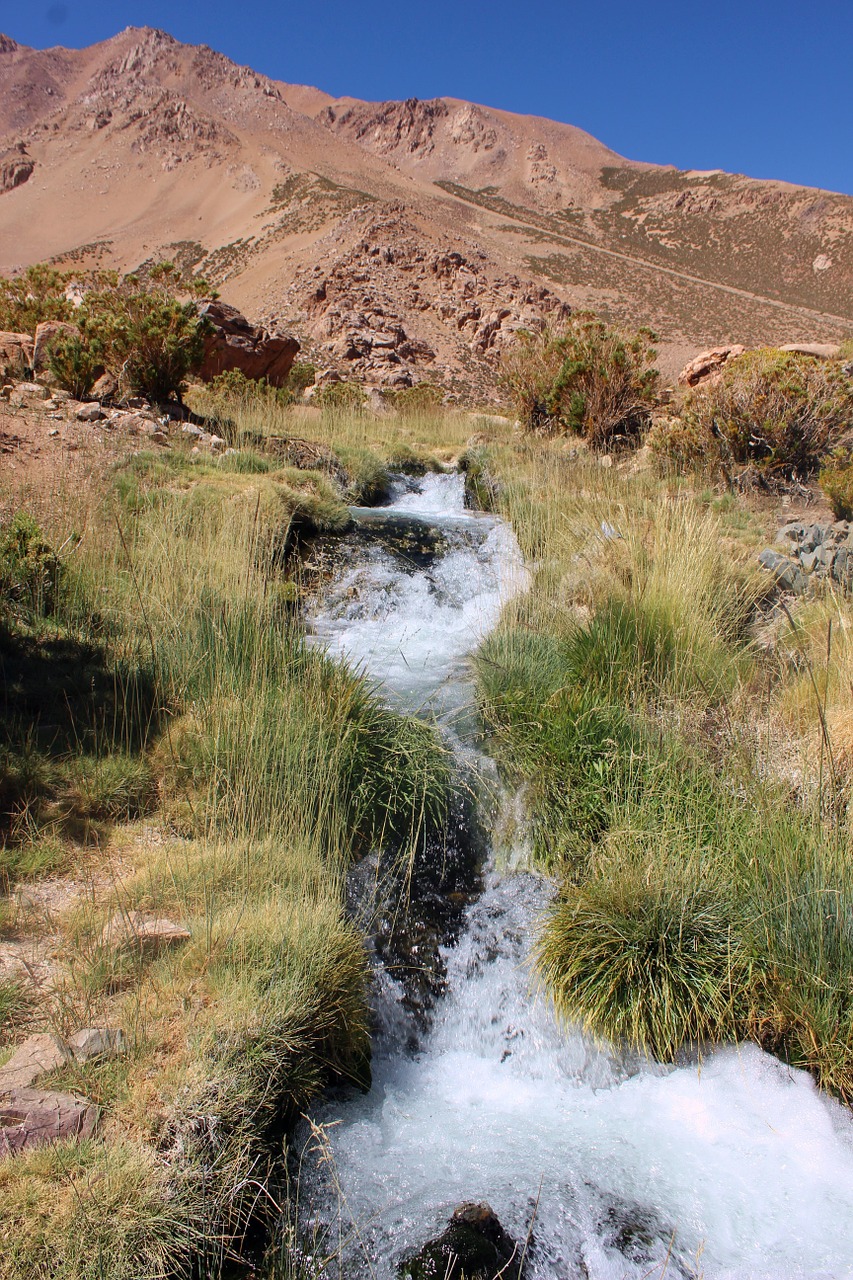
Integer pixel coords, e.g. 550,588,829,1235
307,472,525,720
302,473,853,1280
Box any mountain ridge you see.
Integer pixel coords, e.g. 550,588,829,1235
0,26,850,391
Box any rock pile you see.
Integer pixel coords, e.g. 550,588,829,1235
0,1027,124,1156
759,520,853,594
0,378,227,451
287,203,570,395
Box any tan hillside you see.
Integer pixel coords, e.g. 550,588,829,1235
1,25,851,391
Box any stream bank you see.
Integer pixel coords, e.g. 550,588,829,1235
293,470,853,1280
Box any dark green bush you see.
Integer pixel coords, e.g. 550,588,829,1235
47,333,104,401
0,263,72,333
0,513,64,616
499,312,660,446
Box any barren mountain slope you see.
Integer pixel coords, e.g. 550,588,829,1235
0,26,851,392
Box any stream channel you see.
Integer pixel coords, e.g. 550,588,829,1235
303,471,853,1280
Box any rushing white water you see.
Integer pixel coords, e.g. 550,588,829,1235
303,472,853,1280
308,472,526,721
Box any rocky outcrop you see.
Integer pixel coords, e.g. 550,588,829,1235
678,344,745,387
759,521,853,594
198,300,300,386
287,204,570,396
401,1203,526,1280
0,143,34,195
0,331,33,378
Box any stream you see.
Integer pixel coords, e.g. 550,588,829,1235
303,472,853,1280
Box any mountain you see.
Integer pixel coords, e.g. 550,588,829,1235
1,26,851,392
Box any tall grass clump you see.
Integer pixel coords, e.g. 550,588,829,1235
472,434,853,1085
0,412,455,1276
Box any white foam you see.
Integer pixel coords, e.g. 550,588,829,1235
301,472,853,1279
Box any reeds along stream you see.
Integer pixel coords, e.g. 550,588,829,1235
301,472,853,1280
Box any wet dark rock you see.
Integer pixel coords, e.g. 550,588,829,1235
353,779,489,1045
353,511,452,569
400,1202,526,1280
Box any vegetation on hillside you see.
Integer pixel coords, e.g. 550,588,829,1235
1,261,213,402
499,312,660,445
650,348,853,479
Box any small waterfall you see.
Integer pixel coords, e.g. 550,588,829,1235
302,472,853,1280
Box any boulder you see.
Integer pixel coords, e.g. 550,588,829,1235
758,548,807,595
0,143,34,195
66,1027,125,1064
91,371,118,401
779,343,841,360
678,345,745,387
400,1203,525,1280
0,332,33,378
32,321,80,372
0,1035,69,1096
198,300,300,387
0,1089,97,1156
100,910,191,953
76,402,105,422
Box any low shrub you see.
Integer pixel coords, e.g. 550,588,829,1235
819,451,853,519
499,312,660,446
0,512,64,616
312,380,366,412
47,332,104,401
0,263,72,333
538,870,747,1059
646,413,718,473
682,348,853,476
389,382,444,416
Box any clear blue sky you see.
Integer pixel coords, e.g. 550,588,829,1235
5,0,853,195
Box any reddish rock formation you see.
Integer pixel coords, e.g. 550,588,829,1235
0,1089,98,1156
0,142,33,194
0,331,33,377
198,300,300,386
678,344,746,387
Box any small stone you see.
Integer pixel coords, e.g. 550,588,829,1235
0,1088,97,1156
66,1028,125,1064
208,434,225,451
48,428,59,437
0,1034,69,1096
100,910,191,953
76,402,105,422
801,551,819,574
181,423,204,438
15,381,49,400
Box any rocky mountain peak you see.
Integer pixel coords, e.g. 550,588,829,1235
0,34,19,54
